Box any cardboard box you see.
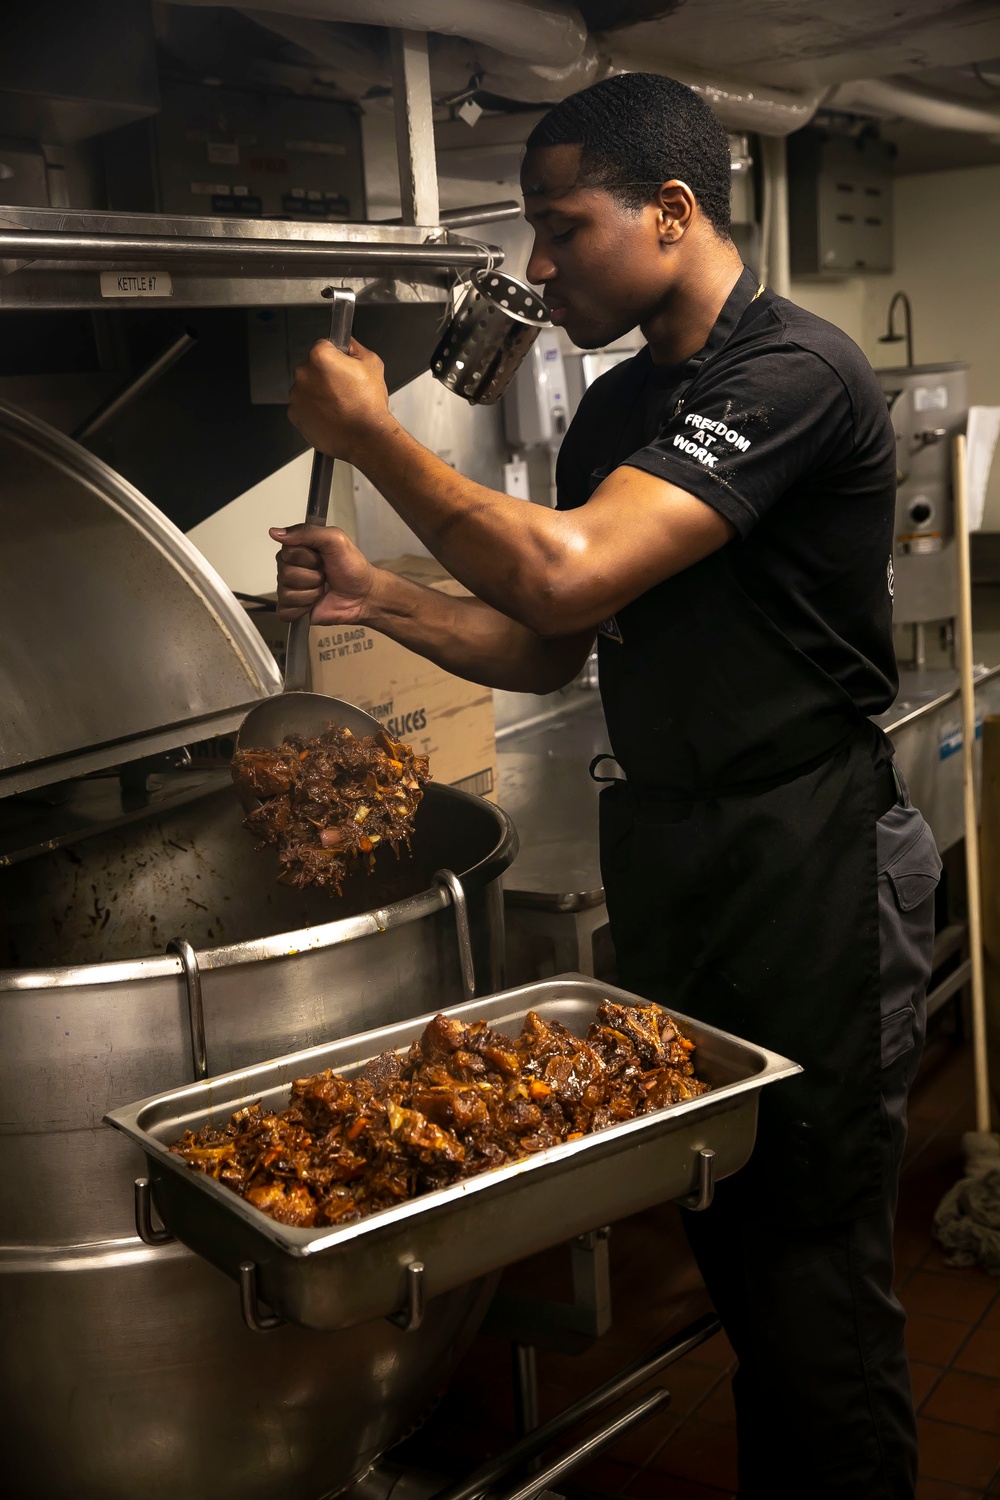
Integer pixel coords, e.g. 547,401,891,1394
246,602,289,679
249,557,497,801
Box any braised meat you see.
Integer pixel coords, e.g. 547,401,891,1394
231,724,430,893
169,1001,710,1229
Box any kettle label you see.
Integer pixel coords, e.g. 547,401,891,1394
914,385,947,412
99,271,173,298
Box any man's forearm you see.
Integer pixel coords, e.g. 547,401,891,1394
365,568,594,694
356,421,574,634
353,421,733,639
289,339,734,636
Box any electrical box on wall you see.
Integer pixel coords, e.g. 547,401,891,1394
788,128,894,276
105,79,365,221
504,331,569,450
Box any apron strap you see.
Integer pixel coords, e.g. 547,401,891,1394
671,265,763,416
586,267,763,490
589,754,625,784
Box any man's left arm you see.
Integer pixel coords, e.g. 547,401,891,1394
289,338,735,638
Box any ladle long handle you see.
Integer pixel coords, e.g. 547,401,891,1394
285,288,357,692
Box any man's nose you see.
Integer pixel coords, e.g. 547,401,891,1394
525,239,556,287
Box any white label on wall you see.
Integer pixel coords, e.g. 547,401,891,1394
285,139,346,155
207,141,240,165
503,460,530,499
99,271,173,298
914,385,948,412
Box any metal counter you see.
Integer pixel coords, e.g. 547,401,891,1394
497,695,612,981
498,695,608,915
875,665,1000,852
497,669,1000,976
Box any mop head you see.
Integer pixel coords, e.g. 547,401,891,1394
933,1131,1000,1274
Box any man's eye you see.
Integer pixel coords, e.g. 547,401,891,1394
551,227,576,244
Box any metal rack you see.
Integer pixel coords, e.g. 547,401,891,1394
0,206,499,311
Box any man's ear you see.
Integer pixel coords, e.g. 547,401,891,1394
656,179,696,243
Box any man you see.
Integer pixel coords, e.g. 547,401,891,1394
273,74,941,1498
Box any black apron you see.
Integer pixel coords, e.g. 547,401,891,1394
592,269,887,1224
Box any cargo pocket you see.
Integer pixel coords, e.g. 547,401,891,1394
877,804,941,1071
885,860,941,914
881,1004,917,1068
878,799,942,901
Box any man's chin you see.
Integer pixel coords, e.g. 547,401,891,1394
563,322,611,350
562,315,636,350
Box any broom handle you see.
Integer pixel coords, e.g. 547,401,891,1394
954,432,992,1135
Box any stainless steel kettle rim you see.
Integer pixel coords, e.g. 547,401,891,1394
0,782,518,991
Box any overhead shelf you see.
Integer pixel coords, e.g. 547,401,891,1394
0,206,501,310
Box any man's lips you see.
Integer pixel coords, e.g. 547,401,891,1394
547,302,569,326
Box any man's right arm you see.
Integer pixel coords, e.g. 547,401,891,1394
272,522,594,695
365,570,595,693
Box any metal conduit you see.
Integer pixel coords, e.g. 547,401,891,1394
433,1310,721,1500
494,1389,671,1500
72,329,198,442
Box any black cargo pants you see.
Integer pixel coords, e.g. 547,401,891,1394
682,780,940,1499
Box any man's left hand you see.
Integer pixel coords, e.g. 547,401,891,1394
288,337,393,461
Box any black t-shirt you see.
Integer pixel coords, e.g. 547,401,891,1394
556,284,898,793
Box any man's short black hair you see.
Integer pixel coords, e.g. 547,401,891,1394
525,73,733,238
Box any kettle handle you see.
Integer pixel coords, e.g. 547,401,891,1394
434,869,476,1003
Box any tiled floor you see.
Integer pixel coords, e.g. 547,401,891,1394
392,1016,1000,1498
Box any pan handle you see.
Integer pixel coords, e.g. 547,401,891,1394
434,868,476,1003
387,1260,426,1333
237,1257,425,1335
134,1177,176,1247
676,1147,716,1212
285,287,357,693
239,1261,286,1333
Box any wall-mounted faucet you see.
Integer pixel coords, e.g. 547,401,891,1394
878,290,914,368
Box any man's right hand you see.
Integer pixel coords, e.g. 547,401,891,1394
272,521,596,695
270,524,378,626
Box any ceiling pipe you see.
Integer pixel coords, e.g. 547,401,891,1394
828,76,1000,135
237,3,603,103
240,9,390,93
432,33,606,104
237,12,605,105
228,2,824,128
604,54,827,135
180,0,589,68
196,2,1000,142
